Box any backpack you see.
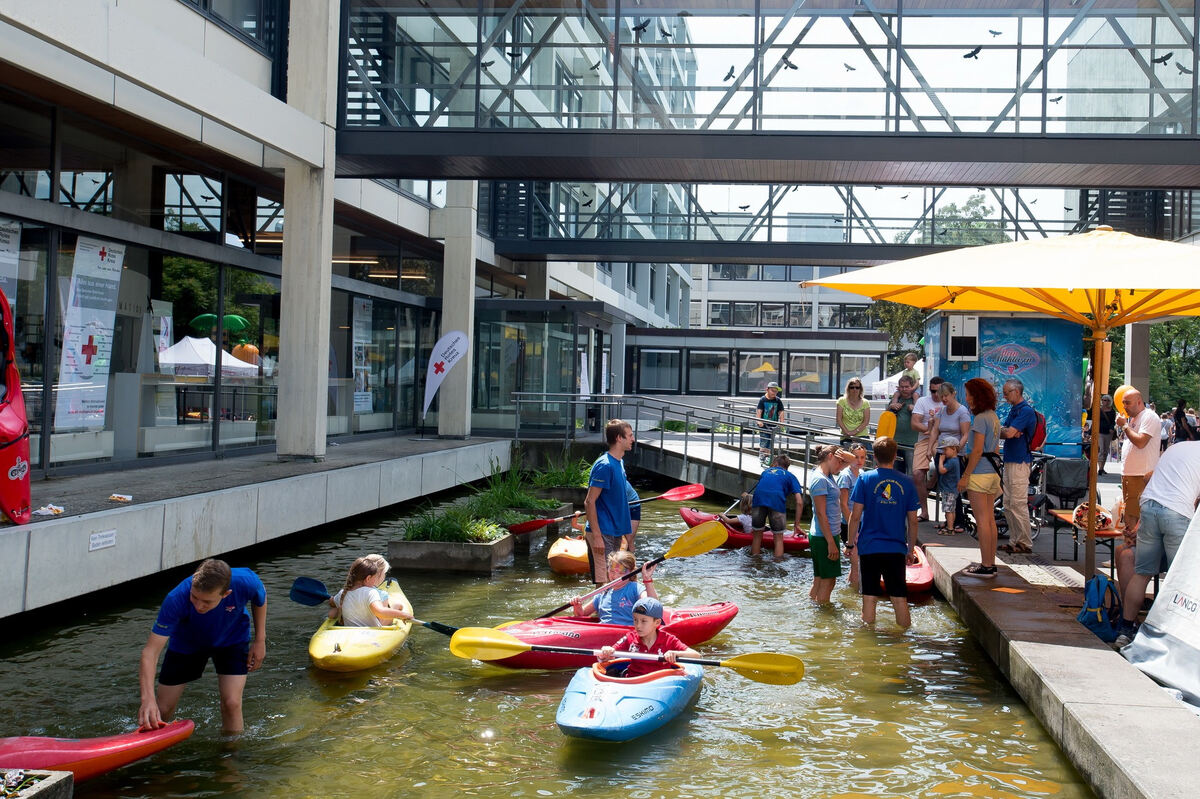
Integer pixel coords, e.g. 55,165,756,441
1029,409,1047,451
1077,574,1122,642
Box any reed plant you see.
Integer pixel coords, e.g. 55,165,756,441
527,456,592,489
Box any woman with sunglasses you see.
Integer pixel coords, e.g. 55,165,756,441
836,379,871,445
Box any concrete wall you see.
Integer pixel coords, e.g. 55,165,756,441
0,441,511,618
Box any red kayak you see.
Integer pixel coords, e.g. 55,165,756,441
493,602,739,670
679,507,809,552
899,546,934,594
0,289,30,524
0,720,194,782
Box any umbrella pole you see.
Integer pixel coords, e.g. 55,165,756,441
1084,330,1107,579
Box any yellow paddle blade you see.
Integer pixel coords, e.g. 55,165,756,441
719,653,806,685
449,627,532,661
665,520,728,559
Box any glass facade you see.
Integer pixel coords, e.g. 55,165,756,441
475,307,578,432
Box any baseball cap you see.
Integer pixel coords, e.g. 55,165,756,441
632,597,664,620
766,381,781,390
937,434,959,449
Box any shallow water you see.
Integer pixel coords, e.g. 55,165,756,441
0,493,1091,798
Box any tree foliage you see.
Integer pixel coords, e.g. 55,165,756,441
874,301,926,373
897,194,1014,247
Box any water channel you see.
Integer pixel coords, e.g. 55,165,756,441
0,491,1090,798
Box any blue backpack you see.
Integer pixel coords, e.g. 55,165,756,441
1077,574,1122,642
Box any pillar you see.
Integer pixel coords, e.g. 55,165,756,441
1124,321,1151,398
438,180,478,438
276,0,338,460
524,261,549,299
610,322,627,394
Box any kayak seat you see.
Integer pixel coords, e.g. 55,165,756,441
592,660,682,684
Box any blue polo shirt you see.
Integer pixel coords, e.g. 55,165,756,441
588,452,632,538
153,568,266,653
1003,399,1037,465
850,468,919,555
752,466,803,513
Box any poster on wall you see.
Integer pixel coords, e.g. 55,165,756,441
0,218,19,311
54,237,124,430
352,297,373,414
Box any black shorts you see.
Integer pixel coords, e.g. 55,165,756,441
159,643,249,685
858,552,908,599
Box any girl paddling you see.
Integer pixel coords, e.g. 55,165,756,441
570,551,658,625
328,555,412,627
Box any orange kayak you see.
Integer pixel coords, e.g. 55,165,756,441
547,536,590,575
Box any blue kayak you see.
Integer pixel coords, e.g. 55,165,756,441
556,661,704,742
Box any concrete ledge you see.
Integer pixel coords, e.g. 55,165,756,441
10,771,73,798
926,546,1200,799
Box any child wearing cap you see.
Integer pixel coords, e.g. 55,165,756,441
756,382,785,467
597,597,699,678
935,440,962,535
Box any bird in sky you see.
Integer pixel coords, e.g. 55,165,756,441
781,56,798,70
963,46,982,59
582,197,593,208
480,60,494,68
723,65,735,81
989,29,1002,37
1048,95,1063,103
832,216,844,223
678,11,691,17
1178,62,1194,75
1064,206,1074,212
633,18,650,34
900,193,910,200
873,185,882,190
508,50,521,58
590,60,601,70
1152,52,1174,64
937,228,948,236
200,195,214,201
1030,198,1039,204
738,204,750,210
659,26,672,38
844,62,856,72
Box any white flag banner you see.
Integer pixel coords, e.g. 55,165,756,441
0,218,19,311
422,330,469,419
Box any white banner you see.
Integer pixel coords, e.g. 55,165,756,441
0,219,19,311
54,237,124,430
352,297,373,414
422,330,468,419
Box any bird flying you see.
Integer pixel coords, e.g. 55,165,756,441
480,60,494,68
988,29,1002,37
1152,52,1174,64
723,65,735,81
738,204,750,211
590,60,601,70
781,56,798,70
1178,62,1194,75
844,63,856,72
633,18,650,33
963,46,982,59
1048,95,1063,103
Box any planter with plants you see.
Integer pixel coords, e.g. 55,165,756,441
388,505,515,574
468,466,565,552
528,456,592,510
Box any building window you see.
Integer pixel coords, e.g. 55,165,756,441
817,303,841,329
690,300,703,327
627,262,637,288
761,303,786,327
761,265,788,281
737,351,780,395
687,350,731,393
789,265,813,282
710,264,758,280
708,301,730,326
788,302,812,328
840,354,883,392
638,349,681,392
650,265,658,302
788,353,831,396
555,61,583,128
732,302,758,326
841,305,873,329
183,0,285,54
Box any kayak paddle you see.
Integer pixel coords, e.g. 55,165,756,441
537,519,728,618
287,577,458,637
507,483,706,534
449,627,804,686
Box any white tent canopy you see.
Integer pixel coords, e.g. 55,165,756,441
157,336,258,377
870,359,924,399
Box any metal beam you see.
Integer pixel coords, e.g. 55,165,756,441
491,237,951,265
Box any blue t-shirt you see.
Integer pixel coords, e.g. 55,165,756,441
837,468,859,499
596,580,645,626
153,568,266,653
752,466,803,513
625,482,642,522
1002,400,1037,464
588,452,632,538
850,468,920,555
937,453,961,494
808,471,842,538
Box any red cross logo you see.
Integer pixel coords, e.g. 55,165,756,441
433,361,445,375
81,336,99,364
98,247,107,261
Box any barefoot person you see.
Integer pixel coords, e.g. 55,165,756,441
584,419,636,584
138,559,267,733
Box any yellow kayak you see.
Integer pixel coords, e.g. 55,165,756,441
308,581,413,672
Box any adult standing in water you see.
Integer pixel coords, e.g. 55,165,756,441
808,445,853,603
959,378,1003,578
584,419,636,584
750,454,806,559
138,558,267,733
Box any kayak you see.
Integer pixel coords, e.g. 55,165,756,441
547,536,590,575
679,507,809,552
556,662,703,742
899,546,934,594
492,602,738,670
0,288,30,525
0,720,193,782
308,581,413,672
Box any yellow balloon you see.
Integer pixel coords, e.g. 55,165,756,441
1113,384,1134,416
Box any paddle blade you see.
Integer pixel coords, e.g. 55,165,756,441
289,577,330,606
657,483,705,503
664,520,728,559
449,627,533,661
507,517,553,535
720,653,806,685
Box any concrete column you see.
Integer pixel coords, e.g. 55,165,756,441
681,280,691,328
524,261,549,299
276,0,339,460
653,264,667,318
438,179,478,438
1124,322,1151,396
610,322,627,393
635,264,650,311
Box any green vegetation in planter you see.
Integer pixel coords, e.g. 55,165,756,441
472,460,560,512
528,456,592,489
402,505,508,543
653,419,698,432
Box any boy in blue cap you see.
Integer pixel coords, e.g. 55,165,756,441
597,598,699,677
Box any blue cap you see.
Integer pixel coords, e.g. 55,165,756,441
632,597,664,620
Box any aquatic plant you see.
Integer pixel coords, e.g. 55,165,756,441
527,456,592,489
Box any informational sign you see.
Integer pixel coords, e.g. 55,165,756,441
88,529,117,552
422,330,468,419
352,297,373,414
55,237,124,430
0,218,18,311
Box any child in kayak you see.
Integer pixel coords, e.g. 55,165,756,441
715,492,756,535
597,598,699,677
329,554,413,627
569,550,658,625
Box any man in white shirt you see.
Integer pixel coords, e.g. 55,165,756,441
1114,440,1200,647
1116,388,1161,532
910,376,944,522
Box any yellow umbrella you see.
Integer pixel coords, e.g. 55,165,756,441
750,362,777,373
803,225,1200,577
